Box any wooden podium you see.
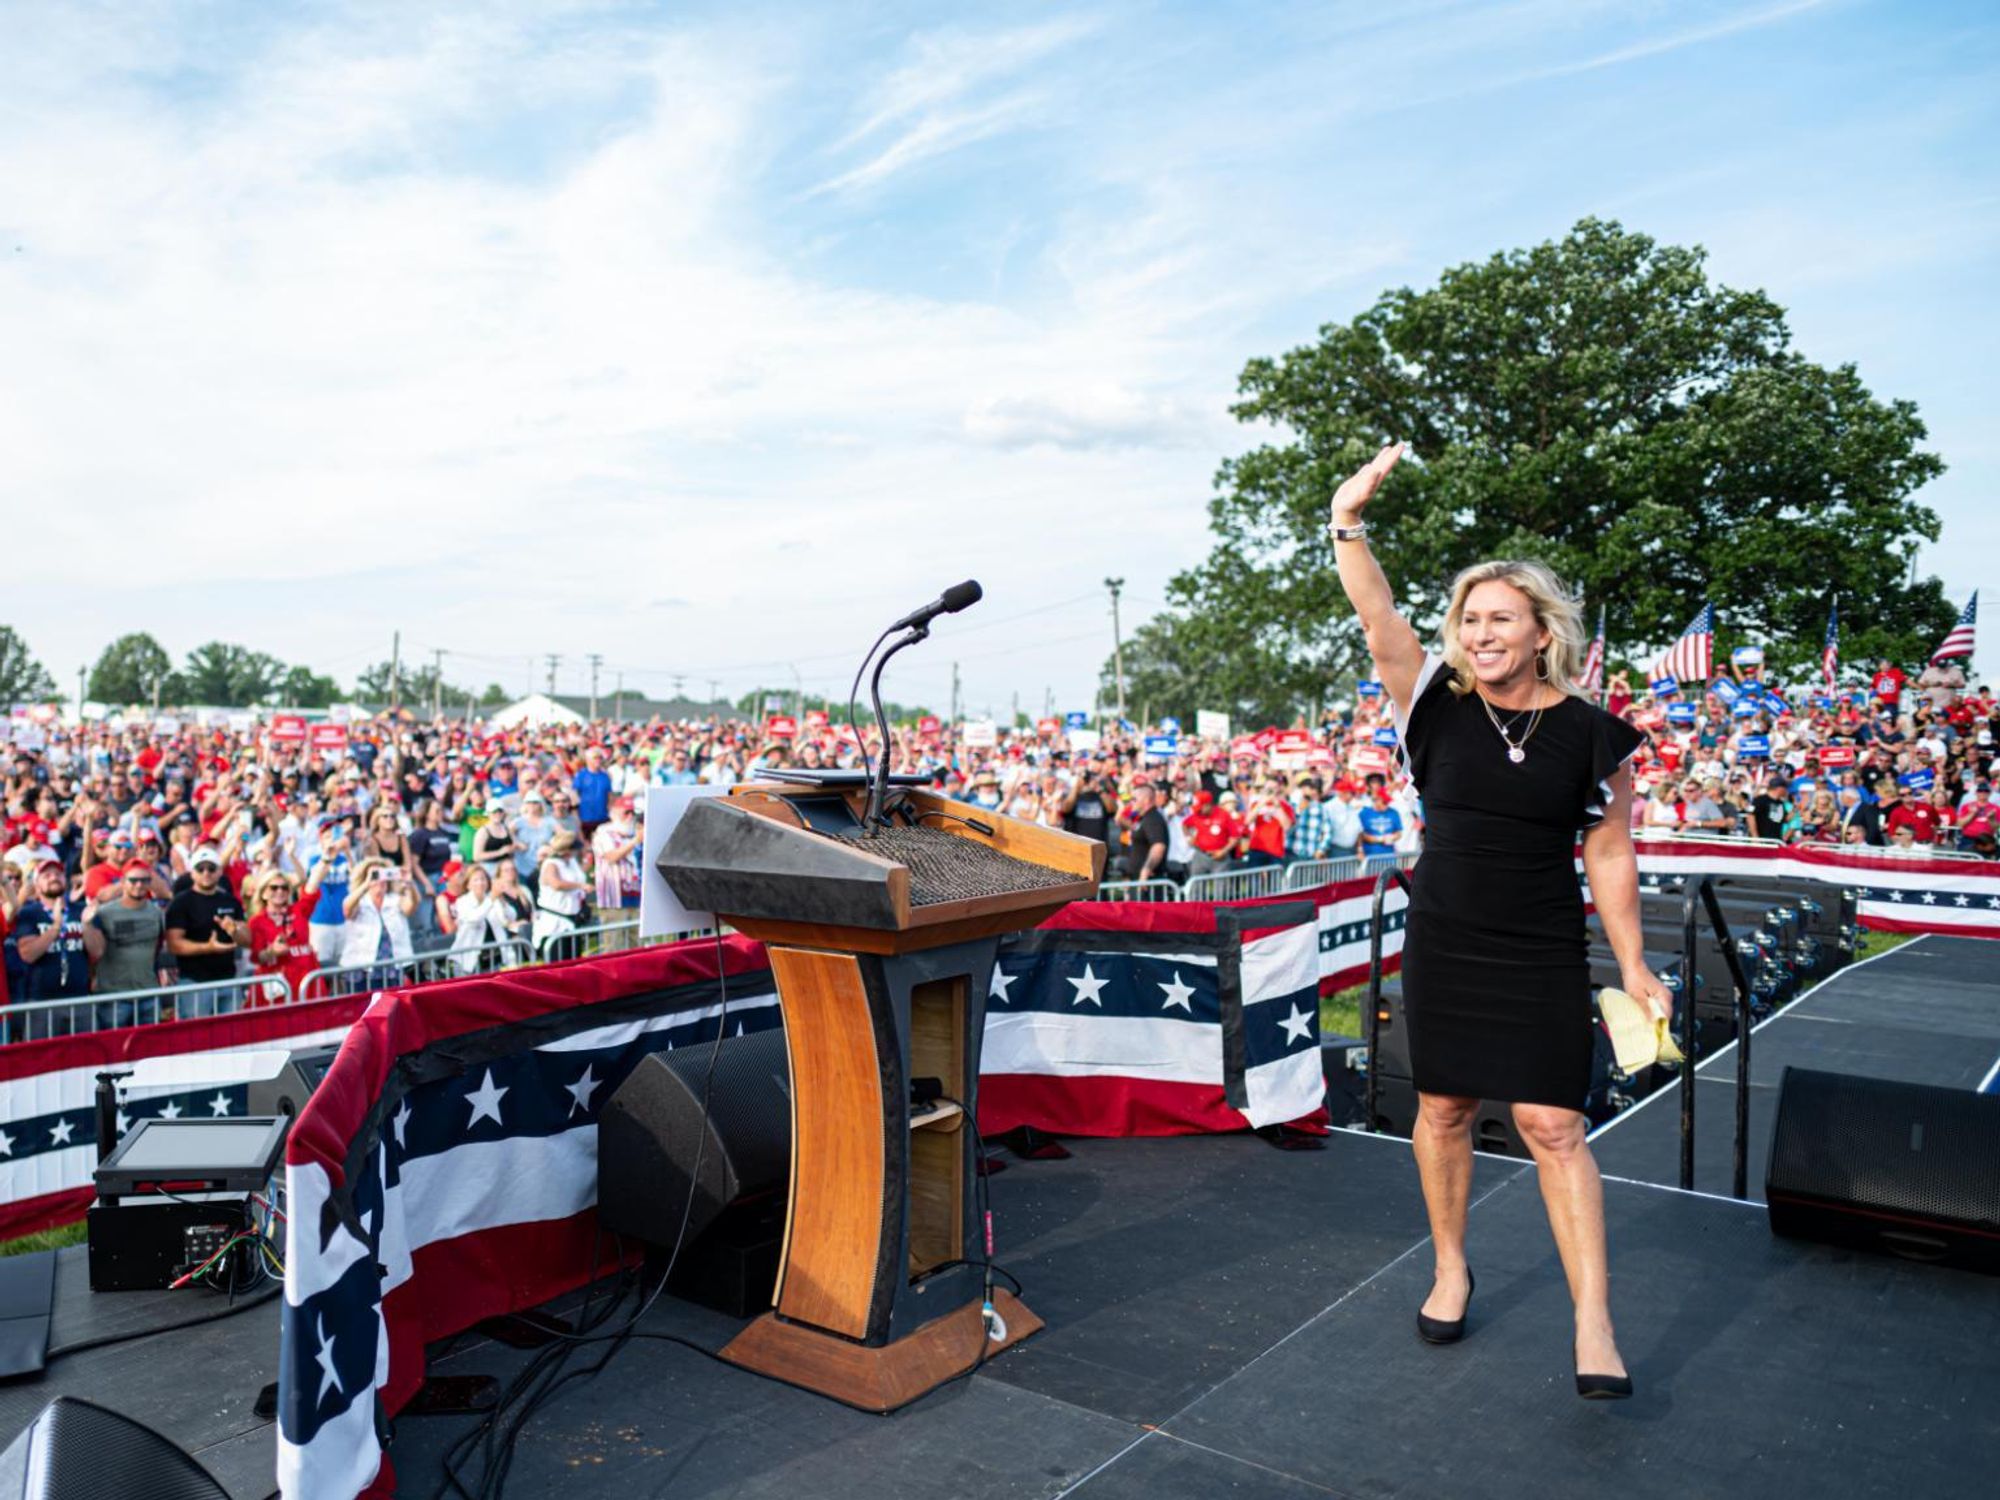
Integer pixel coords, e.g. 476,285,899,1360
657,777,1103,1409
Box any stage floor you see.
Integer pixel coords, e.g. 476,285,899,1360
5,937,1997,1499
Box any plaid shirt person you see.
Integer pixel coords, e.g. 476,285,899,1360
1286,783,1335,861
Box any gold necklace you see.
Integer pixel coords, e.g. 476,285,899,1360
1476,685,1551,764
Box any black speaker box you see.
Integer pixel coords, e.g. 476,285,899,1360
0,1396,227,1500
597,1029,790,1251
1767,1066,2000,1274
247,1042,341,1118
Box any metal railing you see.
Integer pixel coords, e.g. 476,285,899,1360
1181,865,1290,904
1283,856,1366,890
1092,879,1183,903
1362,865,1414,1135
1678,875,1758,1199
0,972,293,1041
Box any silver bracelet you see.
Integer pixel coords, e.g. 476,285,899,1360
1330,520,1369,542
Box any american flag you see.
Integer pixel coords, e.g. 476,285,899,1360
1577,604,1606,697
1650,603,1713,687
1822,595,1840,692
1930,591,1978,665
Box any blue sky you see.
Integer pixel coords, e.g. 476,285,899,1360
2,0,1995,712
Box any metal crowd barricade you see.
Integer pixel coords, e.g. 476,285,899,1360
1282,856,1364,890
537,917,712,964
1092,879,1184,903
296,940,526,1001
1181,865,1289,904
0,972,294,1042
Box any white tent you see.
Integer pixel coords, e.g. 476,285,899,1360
487,693,586,730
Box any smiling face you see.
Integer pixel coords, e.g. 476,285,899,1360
1456,580,1551,693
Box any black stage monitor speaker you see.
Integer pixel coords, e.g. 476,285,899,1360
598,1028,791,1250
1767,1067,2000,1274
0,1396,228,1500
247,1042,341,1117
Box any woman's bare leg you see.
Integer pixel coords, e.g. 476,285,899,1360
1511,1102,1624,1376
1413,1091,1479,1318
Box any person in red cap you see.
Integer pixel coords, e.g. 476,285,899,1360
1183,791,1244,876
591,797,642,946
10,858,103,1035
248,863,330,1005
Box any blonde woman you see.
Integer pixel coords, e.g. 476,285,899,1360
1331,442,1670,1399
533,829,588,958
338,856,418,986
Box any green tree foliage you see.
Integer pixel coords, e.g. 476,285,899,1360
277,665,343,708
1126,219,1954,719
480,682,511,707
178,642,287,706
0,625,58,705
88,632,178,706
352,660,469,710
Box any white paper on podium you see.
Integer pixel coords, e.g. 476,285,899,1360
639,784,727,938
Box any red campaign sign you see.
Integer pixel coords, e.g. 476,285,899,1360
1307,748,1337,768
1230,737,1262,760
269,714,307,744
307,723,348,751
1353,746,1392,774
918,716,941,736
803,709,829,729
765,715,798,739
1036,718,1060,736
1818,745,1857,768
1253,728,1280,751
1274,730,1314,756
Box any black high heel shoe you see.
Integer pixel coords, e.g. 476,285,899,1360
1415,1268,1474,1344
1573,1350,1633,1400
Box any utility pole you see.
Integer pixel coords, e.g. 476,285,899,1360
389,630,401,713
587,652,603,721
950,661,961,725
76,665,85,721
707,678,720,708
672,674,685,701
1011,690,1019,729
615,671,625,723
430,648,445,721
1105,577,1126,728
545,654,560,697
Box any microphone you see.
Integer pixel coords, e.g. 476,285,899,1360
890,580,983,634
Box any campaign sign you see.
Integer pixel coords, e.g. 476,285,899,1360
918,715,942,735
1709,677,1742,705
1159,717,1182,735
1899,769,1937,793
962,720,998,748
1356,681,1384,698
1230,737,1262,760
1353,746,1392,775
1275,730,1314,756
1731,645,1765,667
1065,711,1090,730
1195,710,1230,740
1036,717,1060,736
1372,726,1399,747
1811,695,1835,711
1818,745,1857,769
1732,700,1760,719
1307,748,1337,768
308,723,348,752
1667,702,1697,725
1762,691,1791,717
270,713,308,744
803,709,829,729
764,714,798,739
1649,675,1679,696
1737,734,1772,759
1143,734,1179,760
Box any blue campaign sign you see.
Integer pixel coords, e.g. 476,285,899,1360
1143,734,1179,759
1159,717,1182,735
1064,711,1090,729
1731,644,1765,668
1356,681,1384,698
1650,674,1680,696
1709,676,1741,704
1737,734,1772,758
1667,702,1697,724
1899,768,1937,792
1732,700,1761,719
1810,695,1834,711
1762,691,1791,716
1373,726,1399,747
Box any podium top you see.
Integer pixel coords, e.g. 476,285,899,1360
658,783,1103,952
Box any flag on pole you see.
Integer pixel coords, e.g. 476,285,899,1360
1822,595,1840,693
1649,603,1713,686
1578,604,1606,697
1929,592,1978,665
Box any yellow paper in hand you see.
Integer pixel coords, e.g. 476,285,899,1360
1597,987,1684,1072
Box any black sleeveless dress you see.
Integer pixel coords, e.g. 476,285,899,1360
1396,654,1645,1109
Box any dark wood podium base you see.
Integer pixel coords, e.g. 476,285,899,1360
718,1291,1043,1412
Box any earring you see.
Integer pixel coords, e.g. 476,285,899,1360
1534,652,1551,682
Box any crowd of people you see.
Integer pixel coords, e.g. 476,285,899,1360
1,648,1991,1037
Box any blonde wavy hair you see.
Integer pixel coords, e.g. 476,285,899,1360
1438,559,1589,699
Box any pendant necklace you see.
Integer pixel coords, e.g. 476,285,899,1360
1477,687,1547,764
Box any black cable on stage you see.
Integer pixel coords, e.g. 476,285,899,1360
435,929,734,1500
43,1281,283,1360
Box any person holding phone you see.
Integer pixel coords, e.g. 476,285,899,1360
338,857,418,984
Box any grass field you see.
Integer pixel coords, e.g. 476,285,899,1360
0,1221,85,1258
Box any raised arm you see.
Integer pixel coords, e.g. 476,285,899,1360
1330,442,1426,716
